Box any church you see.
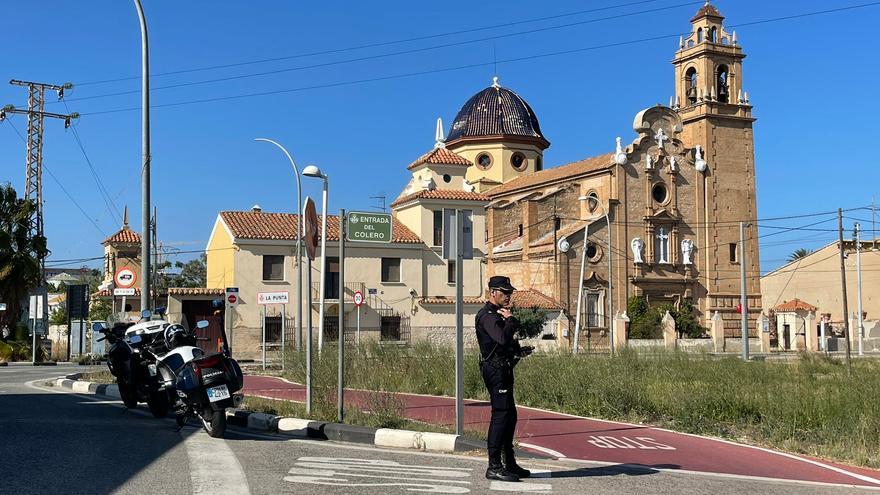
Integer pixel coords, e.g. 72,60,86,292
395,2,762,348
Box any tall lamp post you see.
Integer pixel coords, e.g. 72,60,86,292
303,165,329,352
133,0,151,313
255,138,303,358
573,194,612,354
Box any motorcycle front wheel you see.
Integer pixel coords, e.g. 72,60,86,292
200,409,227,438
118,381,138,409
147,390,170,418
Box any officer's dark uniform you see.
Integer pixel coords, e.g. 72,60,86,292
475,276,530,481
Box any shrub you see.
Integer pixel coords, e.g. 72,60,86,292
512,307,548,339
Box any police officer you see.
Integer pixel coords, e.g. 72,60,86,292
475,275,533,481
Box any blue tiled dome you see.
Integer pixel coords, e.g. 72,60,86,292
447,80,548,148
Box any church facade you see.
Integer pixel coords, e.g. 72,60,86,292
470,3,763,346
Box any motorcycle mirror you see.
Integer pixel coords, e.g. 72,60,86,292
129,334,142,344
141,309,152,319
92,322,107,332
196,320,210,329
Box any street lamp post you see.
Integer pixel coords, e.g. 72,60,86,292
303,165,329,353
255,138,303,361
133,0,151,313
573,195,612,354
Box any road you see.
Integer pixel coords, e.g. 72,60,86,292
0,364,873,494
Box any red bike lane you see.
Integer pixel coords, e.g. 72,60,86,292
244,375,880,489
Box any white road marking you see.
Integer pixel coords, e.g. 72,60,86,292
489,481,552,492
284,457,476,493
518,443,566,459
182,431,251,495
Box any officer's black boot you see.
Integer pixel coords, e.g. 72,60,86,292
503,446,531,478
486,453,520,482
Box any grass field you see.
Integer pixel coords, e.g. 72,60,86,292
281,342,880,468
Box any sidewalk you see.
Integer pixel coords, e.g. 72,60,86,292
245,375,880,489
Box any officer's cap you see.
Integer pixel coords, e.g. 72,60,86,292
488,276,516,293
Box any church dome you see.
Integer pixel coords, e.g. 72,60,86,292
446,77,548,148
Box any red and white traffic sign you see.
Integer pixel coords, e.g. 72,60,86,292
225,287,239,308
114,267,136,289
353,290,364,307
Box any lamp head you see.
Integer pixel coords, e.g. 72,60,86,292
303,164,325,178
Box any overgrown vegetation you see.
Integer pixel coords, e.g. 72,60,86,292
282,342,880,469
626,296,708,339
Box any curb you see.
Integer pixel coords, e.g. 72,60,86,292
50,375,495,456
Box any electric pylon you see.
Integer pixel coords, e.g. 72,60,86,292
0,79,79,281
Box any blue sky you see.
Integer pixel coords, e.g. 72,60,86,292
0,0,878,274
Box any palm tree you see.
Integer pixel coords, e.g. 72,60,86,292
0,183,48,333
787,248,812,263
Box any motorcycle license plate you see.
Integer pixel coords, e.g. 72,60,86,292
207,384,230,402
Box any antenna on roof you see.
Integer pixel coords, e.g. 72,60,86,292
370,194,387,212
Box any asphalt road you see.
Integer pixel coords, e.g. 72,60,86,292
0,364,873,494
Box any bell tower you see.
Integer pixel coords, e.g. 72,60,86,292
672,2,761,332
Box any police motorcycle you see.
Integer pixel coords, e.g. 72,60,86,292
153,320,244,438
94,310,172,417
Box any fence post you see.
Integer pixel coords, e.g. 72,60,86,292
662,311,676,350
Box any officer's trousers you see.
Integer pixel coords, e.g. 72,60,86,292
480,360,517,460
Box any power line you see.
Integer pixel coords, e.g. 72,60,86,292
63,100,123,226
77,2,880,117
4,120,107,237
65,1,703,104
74,0,675,87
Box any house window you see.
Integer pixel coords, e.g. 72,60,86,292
447,260,456,284
586,293,600,328
729,243,738,263
325,257,340,299
433,210,443,246
262,255,285,281
381,258,401,282
686,67,698,104
518,224,523,237
655,228,670,264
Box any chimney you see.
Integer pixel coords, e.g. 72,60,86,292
251,204,262,213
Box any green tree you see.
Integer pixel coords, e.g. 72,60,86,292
0,183,48,333
89,299,112,322
511,307,548,339
174,253,207,288
788,248,812,263
671,299,708,338
49,302,68,326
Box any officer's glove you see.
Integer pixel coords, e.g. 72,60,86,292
518,346,534,358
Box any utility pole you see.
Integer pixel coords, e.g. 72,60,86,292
854,223,864,357
0,79,77,282
837,208,853,377
739,221,749,360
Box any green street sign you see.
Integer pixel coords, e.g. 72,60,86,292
346,211,392,243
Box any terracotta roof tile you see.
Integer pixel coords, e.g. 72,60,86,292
220,211,421,244
775,298,818,313
390,189,490,208
691,3,724,22
407,147,471,170
103,227,141,245
419,289,562,310
487,153,613,198
168,288,224,296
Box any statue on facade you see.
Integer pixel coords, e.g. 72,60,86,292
681,239,695,265
631,237,644,264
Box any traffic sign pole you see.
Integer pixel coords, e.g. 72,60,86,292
353,291,364,350
338,209,346,423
